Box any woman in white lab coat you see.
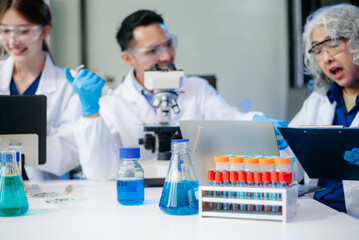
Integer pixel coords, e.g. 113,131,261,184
0,0,81,180
289,4,359,218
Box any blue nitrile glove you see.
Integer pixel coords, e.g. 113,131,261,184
344,148,359,166
252,114,289,150
65,68,105,116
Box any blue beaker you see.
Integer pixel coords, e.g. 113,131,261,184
159,139,199,215
0,151,29,217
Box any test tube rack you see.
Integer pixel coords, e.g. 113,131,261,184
198,185,298,222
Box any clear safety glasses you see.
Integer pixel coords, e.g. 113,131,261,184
0,25,43,43
308,37,347,61
127,35,177,63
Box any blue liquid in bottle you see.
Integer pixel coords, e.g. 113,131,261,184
159,180,199,215
117,178,144,205
0,175,29,216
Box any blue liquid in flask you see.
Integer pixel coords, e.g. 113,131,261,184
159,180,199,215
117,178,144,205
0,175,29,217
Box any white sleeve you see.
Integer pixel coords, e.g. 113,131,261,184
35,93,81,177
74,116,119,180
289,92,321,127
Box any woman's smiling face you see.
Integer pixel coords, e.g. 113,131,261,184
0,9,45,63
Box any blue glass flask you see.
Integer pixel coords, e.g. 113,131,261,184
159,139,199,215
0,151,29,217
116,147,144,205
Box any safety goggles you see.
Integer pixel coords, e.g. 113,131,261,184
0,25,43,43
127,35,177,63
308,37,347,61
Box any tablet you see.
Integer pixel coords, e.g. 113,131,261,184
279,127,359,180
180,120,279,185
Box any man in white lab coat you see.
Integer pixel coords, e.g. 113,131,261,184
289,4,359,218
66,10,285,180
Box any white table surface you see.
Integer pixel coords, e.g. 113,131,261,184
1,180,358,240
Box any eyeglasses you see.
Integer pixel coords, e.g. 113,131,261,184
308,37,347,61
127,35,177,63
0,25,43,43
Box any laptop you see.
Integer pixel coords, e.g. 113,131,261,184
0,95,47,166
180,120,279,185
279,127,359,181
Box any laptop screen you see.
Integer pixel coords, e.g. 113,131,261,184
0,95,47,166
180,120,279,185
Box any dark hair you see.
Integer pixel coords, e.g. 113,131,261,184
116,10,164,51
0,0,53,58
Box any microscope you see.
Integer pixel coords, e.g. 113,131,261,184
139,64,184,160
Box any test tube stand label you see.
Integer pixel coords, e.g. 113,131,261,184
198,185,298,223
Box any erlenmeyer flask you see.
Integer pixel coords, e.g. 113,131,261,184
0,151,29,217
159,139,199,215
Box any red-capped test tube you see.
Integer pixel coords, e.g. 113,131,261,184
207,170,215,209
246,172,254,211
286,171,293,186
279,172,287,188
230,171,239,211
238,171,246,211
215,171,223,210
262,171,271,212
271,171,279,213
222,171,230,210
254,172,262,212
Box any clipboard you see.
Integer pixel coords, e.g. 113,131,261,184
278,127,359,180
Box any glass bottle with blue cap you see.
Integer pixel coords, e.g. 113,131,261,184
116,147,144,205
159,139,199,215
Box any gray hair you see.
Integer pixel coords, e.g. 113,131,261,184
303,4,359,93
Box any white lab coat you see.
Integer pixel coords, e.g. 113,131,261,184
74,70,261,180
0,53,82,180
289,90,359,219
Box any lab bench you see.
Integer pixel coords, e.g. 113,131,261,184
0,180,358,240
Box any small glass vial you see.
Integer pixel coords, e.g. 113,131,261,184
116,147,144,205
244,157,259,172
289,156,296,182
274,157,291,173
214,156,229,171
229,156,244,171
259,157,274,172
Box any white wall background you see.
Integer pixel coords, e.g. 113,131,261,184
51,0,289,121
50,0,81,68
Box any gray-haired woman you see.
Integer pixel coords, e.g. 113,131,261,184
289,4,359,219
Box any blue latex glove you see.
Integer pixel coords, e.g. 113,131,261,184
344,148,359,166
65,68,105,116
252,114,289,150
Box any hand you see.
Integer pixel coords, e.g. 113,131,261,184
344,148,359,166
65,68,105,116
252,114,289,150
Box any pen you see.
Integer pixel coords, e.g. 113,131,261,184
63,184,72,195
